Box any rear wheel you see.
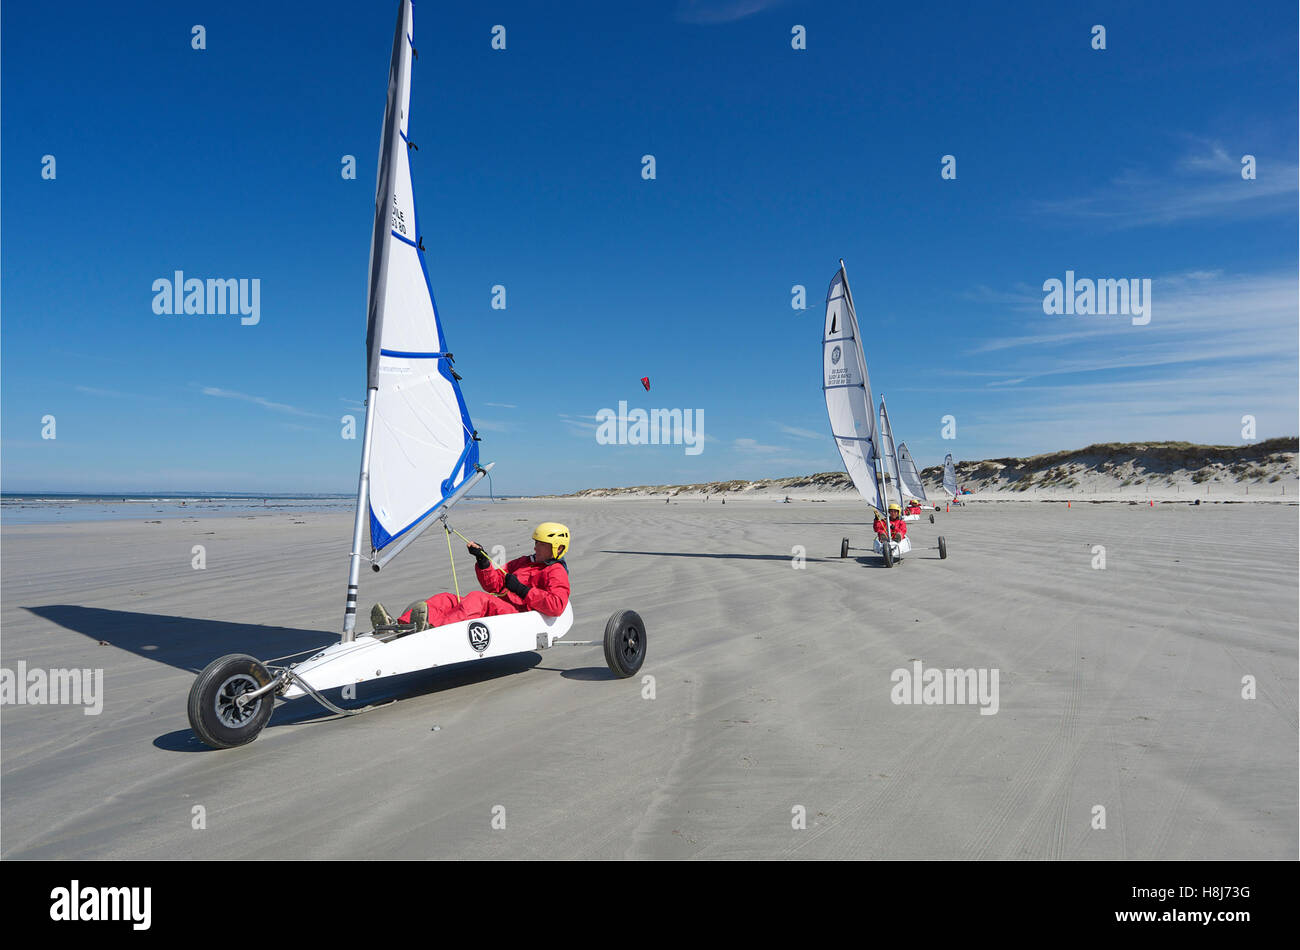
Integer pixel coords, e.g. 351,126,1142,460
603,610,647,678
939,536,948,559
188,654,275,749
840,537,849,558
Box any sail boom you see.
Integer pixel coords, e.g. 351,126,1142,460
371,462,494,572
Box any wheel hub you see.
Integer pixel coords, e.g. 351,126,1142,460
214,673,262,728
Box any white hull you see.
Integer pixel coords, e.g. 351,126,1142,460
902,514,920,522
283,602,575,698
873,536,912,557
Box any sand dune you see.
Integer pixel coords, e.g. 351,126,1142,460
560,438,1297,504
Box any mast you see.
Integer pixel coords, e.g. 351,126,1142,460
879,394,902,516
340,0,486,639
342,396,379,639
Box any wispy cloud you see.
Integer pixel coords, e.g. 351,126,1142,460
75,385,131,398
958,284,1042,308
950,365,1300,453
1033,141,1297,229
485,402,517,409
776,423,825,440
559,412,598,434
936,269,1298,453
734,437,786,453
969,270,1296,374
675,0,789,24
200,386,329,419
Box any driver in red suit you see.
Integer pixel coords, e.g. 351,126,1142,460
371,523,570,631
873,504,907,543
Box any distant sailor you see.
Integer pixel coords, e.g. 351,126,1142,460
874,504,907,543
904,499,922,516
371,523,571,632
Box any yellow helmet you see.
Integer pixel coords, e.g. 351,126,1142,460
532,522,570,560
888,503,901,512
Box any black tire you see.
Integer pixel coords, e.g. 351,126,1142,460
929,513,935,524
603,609,647,678
188,654,276,749
882,541,894,568
840,537,849,558
938,536,948,559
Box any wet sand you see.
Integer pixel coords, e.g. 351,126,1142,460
2,499,1295,858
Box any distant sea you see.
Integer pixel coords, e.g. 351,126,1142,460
0,492,515,525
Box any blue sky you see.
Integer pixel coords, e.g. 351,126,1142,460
2,0,1296,494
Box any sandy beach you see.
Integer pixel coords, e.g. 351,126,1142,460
1,498,1295,859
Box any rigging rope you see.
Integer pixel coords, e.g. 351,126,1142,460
444,523,462,602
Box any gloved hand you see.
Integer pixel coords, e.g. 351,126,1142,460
467,541,492,569
503,573,529,598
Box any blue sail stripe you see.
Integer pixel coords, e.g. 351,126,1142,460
371,141,479,553
370,468,475,551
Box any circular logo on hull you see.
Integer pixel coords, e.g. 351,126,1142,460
831,345,842,366
468,621,490,653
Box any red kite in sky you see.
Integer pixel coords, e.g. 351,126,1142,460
640,376,650,391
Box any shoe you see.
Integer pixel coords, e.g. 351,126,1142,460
371,602,394,628
404,600,430,632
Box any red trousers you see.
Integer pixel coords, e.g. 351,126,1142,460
398,590,520,626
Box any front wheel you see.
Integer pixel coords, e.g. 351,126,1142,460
840,537,849,558
604,610,647,678
882,541,894,568
938,536,948,559
188,654,276,749
929,513,935,524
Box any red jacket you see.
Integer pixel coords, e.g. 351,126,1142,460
874,516,907,538
476,556,570,616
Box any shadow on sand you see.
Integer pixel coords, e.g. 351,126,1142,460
25,604,333,675
153,651,546,752
22,605,562,751
599,549,833,563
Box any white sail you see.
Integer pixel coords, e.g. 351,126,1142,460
897,441,928,502
823,263,882,511
364,0,479,553
943,453,958,499
877,397,903,508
